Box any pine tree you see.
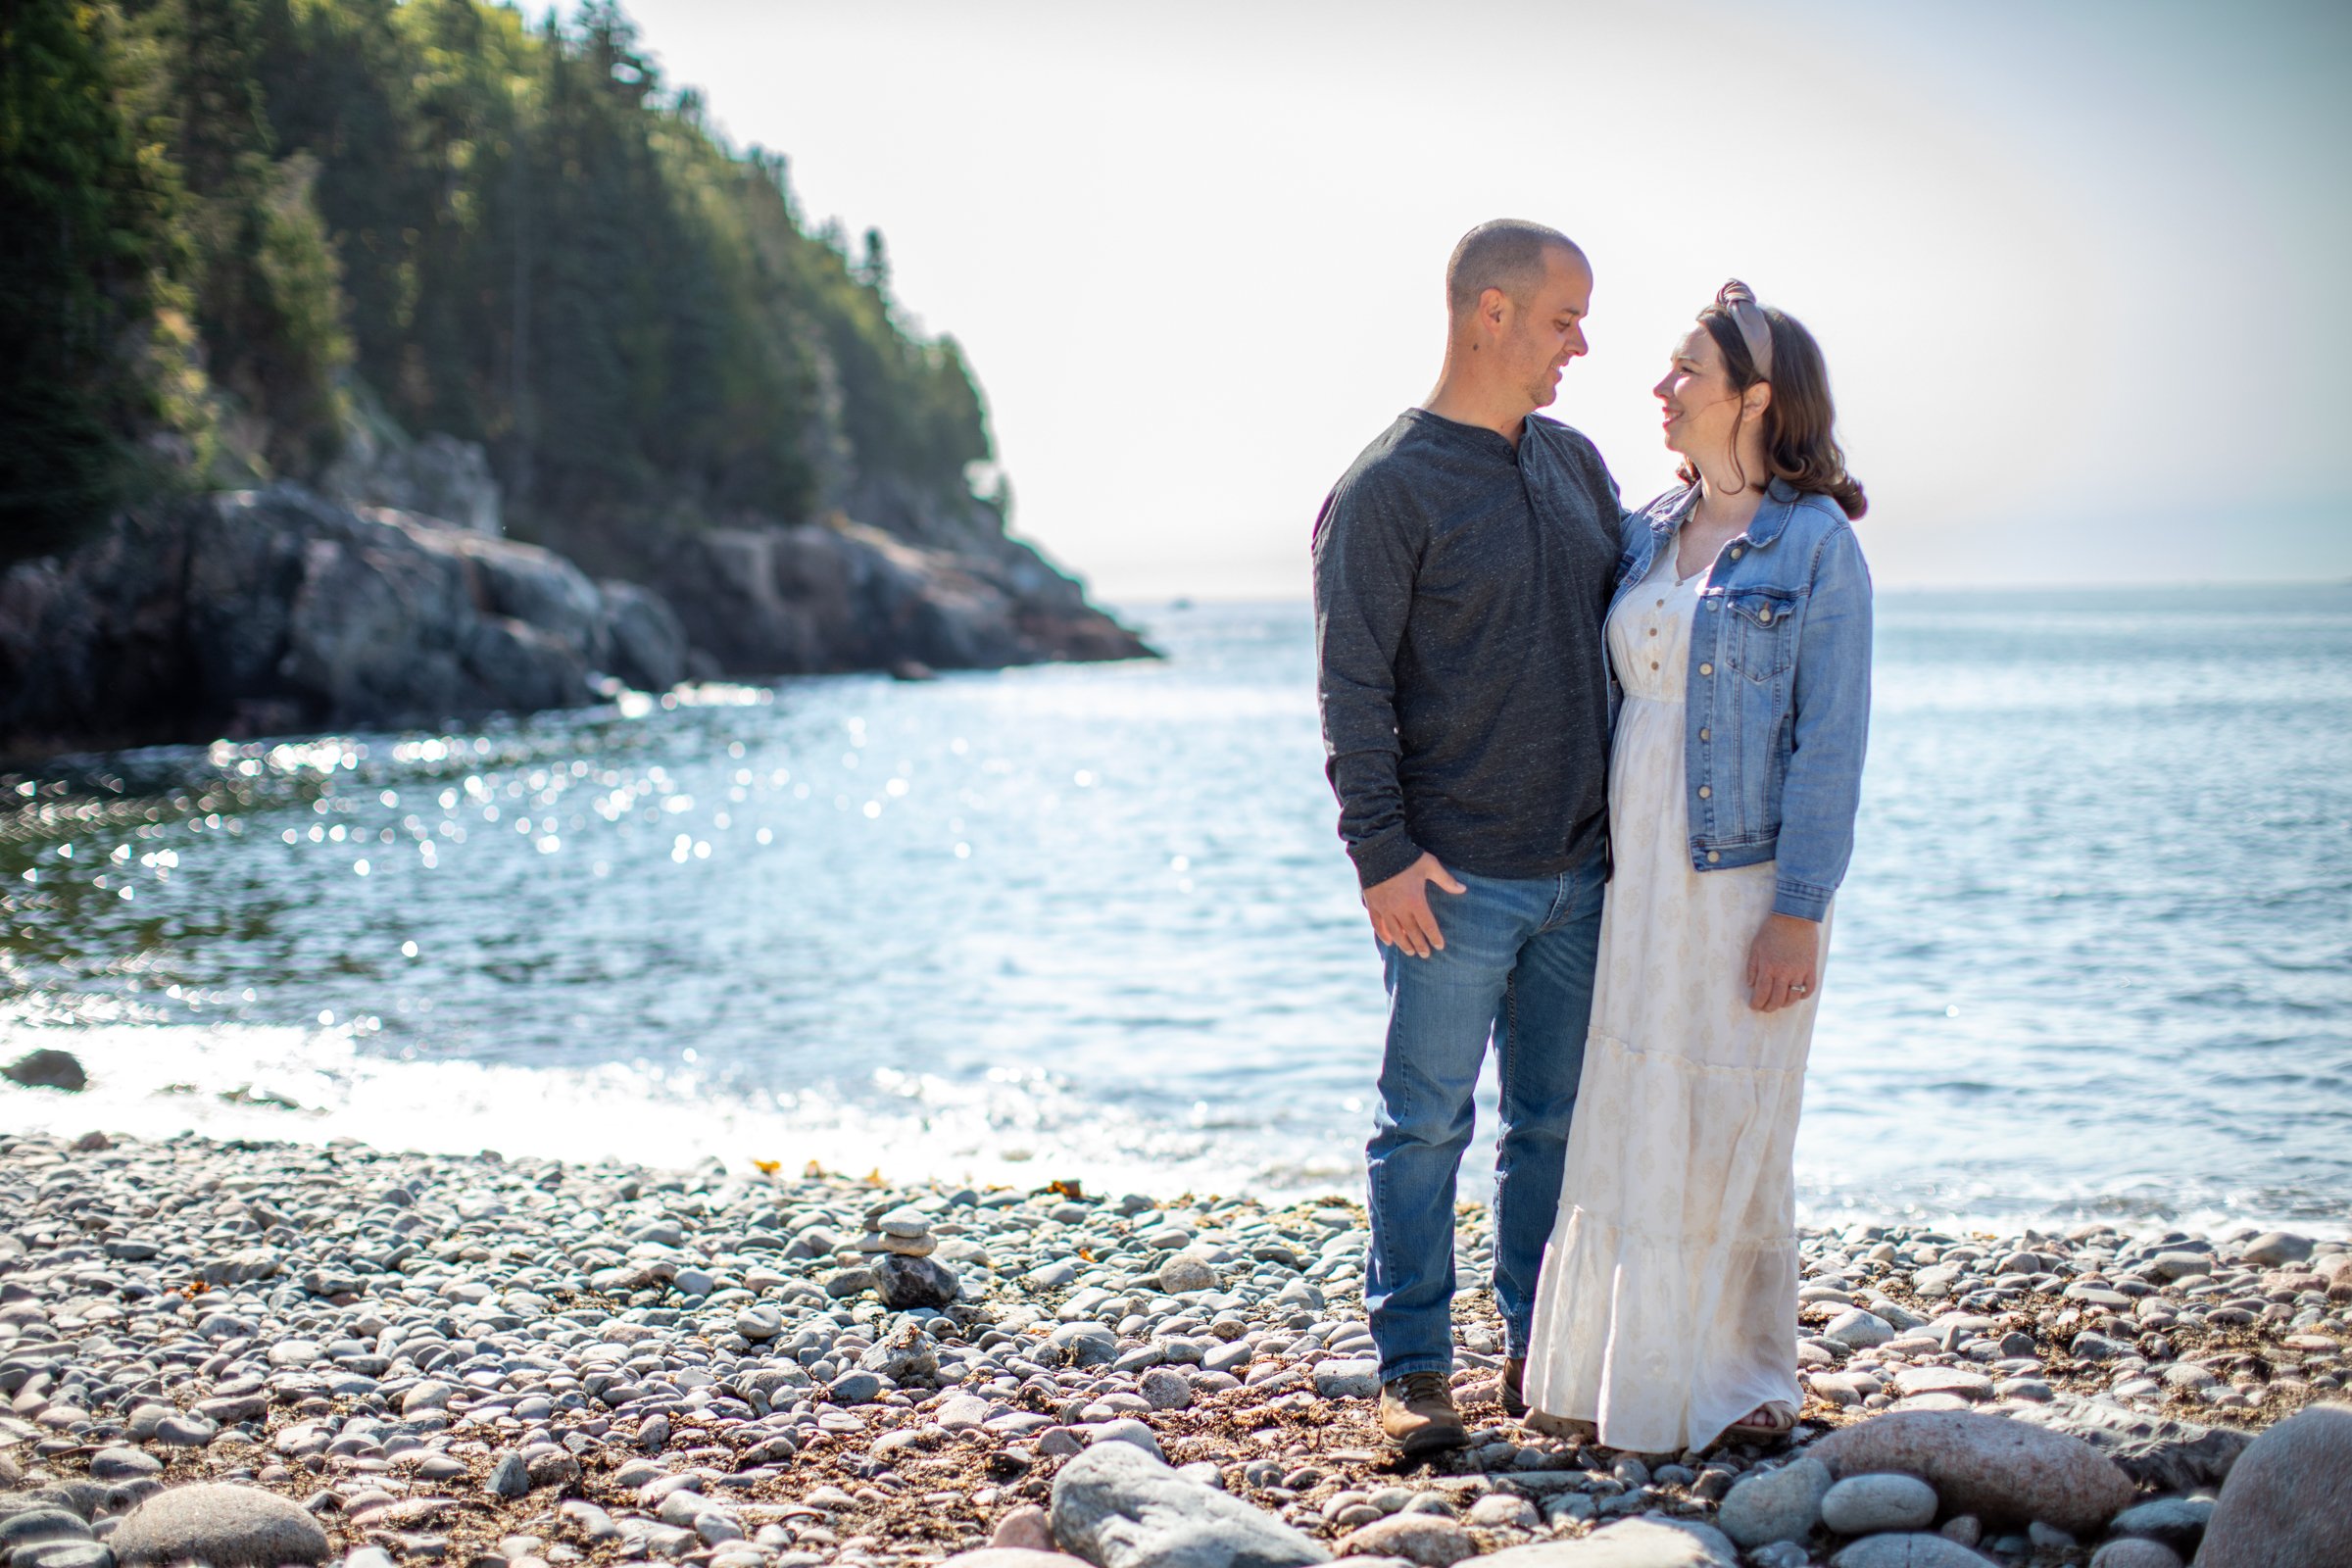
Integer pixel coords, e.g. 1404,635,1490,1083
0,0,188,564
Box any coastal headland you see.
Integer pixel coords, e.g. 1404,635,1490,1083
2,1127,2345,1568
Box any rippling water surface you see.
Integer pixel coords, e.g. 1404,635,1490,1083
4,586,2348,1229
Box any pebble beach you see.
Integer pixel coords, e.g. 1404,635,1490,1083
2,1126,2347,1568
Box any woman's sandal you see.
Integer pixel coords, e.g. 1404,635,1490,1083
1724,1400,1798,1443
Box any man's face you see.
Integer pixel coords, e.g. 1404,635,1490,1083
1499,248,1593,412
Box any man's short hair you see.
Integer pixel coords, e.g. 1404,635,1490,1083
1446,220,1584,318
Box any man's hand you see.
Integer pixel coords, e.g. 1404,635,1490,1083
1365,854,1467,958
1745,912,1821,1012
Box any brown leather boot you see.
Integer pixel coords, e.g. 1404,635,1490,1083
1379,1372,1470,1457
1501,1356,1527,1418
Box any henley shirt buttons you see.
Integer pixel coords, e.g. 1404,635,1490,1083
1699,662,1714,675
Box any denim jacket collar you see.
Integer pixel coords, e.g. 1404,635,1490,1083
1650,476,1804,551
1744,477,1803,548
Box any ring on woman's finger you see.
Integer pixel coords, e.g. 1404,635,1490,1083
1791,982,1809,995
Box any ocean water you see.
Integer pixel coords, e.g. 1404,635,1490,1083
3,586,2348,1232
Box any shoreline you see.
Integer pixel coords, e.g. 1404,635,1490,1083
2,1130,2346,1568
4,1043,2345,1242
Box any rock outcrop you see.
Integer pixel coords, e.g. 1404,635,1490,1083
0,486,686,755
649,515,1145,677
322,427,504,536
2,446,1148,757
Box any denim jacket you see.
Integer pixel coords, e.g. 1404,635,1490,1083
1608,477,1873,920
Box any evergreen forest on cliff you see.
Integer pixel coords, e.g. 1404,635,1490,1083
2,0,999,573
1,0,1142,755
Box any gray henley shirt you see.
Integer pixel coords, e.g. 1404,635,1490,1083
1311,408,1623,890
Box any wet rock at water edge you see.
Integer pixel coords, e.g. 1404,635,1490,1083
2,1050,86,1092
109,1484,331,1566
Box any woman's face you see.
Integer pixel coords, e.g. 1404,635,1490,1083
1652,324,1742,459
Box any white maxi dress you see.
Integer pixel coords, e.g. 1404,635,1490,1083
1522,540,1829,1454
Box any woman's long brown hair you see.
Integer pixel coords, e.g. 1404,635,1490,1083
1679,304,1867,520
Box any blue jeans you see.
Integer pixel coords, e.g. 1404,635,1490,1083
1364,856,1605,1380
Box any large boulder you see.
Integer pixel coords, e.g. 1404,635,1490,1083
109,1483,330,1565
2011,1399,2253,1492
1809,1410,2134,1533
2194,1401,2352,1568
1049,1440,1328,1568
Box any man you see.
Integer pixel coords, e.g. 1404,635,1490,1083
1311,220,1623,1456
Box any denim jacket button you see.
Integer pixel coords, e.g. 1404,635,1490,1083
1731,547,1743,558
1758,609,1773,623
1706,851,1721,863
1698,727,1710,742
1699,662,1714,676
1698,785,1711,799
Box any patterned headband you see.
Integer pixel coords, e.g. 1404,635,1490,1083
1715,279,1774,381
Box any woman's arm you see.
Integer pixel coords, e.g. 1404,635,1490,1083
1770,522,1874,921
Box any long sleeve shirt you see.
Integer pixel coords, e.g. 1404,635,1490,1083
1311,408,1623,889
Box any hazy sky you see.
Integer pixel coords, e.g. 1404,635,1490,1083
579,0,2348,599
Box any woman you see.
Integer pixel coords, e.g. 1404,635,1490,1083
1520,280,1873,1451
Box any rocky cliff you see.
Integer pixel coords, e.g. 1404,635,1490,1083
0,451,1150,759
0,487,689,756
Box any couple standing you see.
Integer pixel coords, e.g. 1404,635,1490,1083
1311,220,1873,1456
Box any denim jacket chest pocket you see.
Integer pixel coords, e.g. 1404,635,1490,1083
1712,584,1803,684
